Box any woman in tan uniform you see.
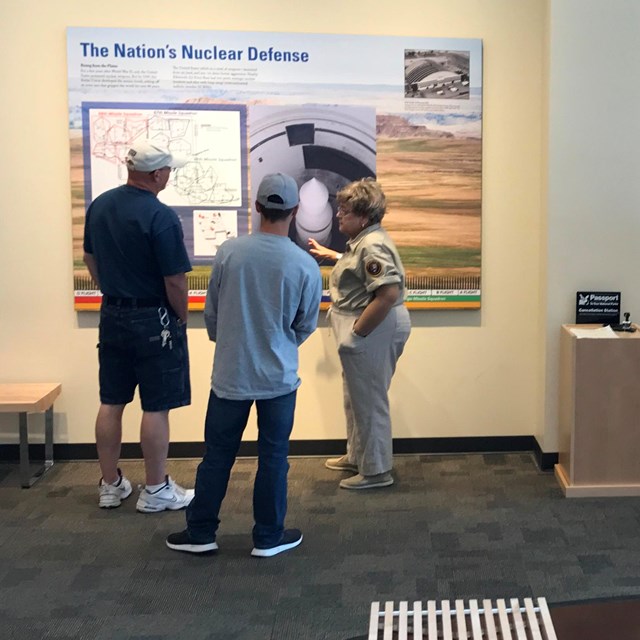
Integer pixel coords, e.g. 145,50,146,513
309,178,411,489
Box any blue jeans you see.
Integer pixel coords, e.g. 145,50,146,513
186,389,297,546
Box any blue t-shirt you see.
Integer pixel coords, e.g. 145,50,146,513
83,185,192,298
204,233,322,400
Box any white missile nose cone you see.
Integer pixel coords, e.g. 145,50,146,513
295,178,333,247
299,178,329,214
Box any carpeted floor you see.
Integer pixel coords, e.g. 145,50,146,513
1,453,640,639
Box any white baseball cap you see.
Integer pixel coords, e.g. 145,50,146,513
125,141,187,172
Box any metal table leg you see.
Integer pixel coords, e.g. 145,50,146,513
19,412,30,488
18,408,55,489
44,406,54,473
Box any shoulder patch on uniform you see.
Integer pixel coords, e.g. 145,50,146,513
365,259,383,277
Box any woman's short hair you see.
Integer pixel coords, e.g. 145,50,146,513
336,178,387,224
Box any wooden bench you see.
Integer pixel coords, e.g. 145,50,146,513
0,383,62,488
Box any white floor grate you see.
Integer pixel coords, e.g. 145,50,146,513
367,597,558,640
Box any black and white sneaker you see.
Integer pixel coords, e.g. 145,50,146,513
251,529,303,558
166,529,218,554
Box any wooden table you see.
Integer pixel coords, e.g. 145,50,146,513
0,383,61,488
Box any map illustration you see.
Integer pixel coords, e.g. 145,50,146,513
87,106,243,207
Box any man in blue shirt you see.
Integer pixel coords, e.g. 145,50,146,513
167,173,322,557
83,140,194,513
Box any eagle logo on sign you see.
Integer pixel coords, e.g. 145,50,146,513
365,259,382,277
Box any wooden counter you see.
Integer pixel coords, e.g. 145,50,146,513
555,324,640,497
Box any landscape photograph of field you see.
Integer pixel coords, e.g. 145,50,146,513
376,132,481,286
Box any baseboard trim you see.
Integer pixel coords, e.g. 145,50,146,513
393,436,535,455
0,436,556,466
533,438,559,471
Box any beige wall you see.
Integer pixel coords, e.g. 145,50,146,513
0,0,547,446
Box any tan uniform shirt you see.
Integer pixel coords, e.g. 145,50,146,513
329,223,405,312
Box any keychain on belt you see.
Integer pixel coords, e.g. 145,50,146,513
158,307,173,350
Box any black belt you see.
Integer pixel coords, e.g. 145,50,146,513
102,296,166,308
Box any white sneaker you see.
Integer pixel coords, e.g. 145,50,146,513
136,476,194,513
98,470,132,509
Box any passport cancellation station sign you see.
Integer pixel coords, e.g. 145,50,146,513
575,291,621,325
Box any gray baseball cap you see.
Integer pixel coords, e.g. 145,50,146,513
256,173,299,210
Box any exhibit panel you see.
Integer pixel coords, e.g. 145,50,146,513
68,27,483,311
555,324,640,497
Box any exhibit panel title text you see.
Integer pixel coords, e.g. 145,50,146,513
79,42,310,63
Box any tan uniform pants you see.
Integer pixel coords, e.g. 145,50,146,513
329,305,411,476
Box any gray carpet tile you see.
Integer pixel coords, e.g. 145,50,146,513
1,453,640,639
